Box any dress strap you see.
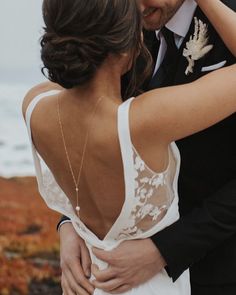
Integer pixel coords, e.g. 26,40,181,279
117,97,135,157
104,97,136,239
25,89,61,141
24,89,61,208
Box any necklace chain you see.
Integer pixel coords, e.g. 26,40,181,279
57,93,103,215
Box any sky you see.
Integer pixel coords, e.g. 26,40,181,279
0,0,46,85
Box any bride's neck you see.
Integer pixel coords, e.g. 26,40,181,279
67,58,124,104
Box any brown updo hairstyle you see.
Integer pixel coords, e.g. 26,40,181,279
41,0,152,98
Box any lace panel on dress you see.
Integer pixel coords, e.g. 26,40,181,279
116,146,176,240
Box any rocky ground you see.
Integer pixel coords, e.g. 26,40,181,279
0,177,62,295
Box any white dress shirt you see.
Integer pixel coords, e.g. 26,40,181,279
153,0,197,76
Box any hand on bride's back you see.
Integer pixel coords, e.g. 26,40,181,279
59,223,94,295
91,239,166,294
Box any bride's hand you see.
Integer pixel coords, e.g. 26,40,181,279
91,239,166,293
59,222,94,295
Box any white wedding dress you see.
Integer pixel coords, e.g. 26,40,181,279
25,89,190,295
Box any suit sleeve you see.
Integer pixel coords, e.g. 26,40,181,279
151,179,236,281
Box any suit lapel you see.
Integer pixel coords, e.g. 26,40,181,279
173,7,204,84
173,6,219,84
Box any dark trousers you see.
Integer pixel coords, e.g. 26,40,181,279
191,282,236,295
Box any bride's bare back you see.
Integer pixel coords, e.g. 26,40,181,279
23,82,171,239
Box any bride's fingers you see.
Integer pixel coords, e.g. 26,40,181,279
91,264,116,282
63,268,91,295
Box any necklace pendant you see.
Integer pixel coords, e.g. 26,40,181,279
76,205,80,213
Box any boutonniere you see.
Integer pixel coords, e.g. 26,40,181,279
183,17,213,75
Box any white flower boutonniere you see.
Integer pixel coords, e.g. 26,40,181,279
183,17,213,75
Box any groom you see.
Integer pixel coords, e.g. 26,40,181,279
58,1,236,294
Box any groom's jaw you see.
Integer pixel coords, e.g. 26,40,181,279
142,7,163,31
140,0,185,31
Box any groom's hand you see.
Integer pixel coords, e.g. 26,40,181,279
59,223,94,295
91,239,166,294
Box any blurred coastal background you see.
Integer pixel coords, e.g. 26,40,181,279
0,1,61,294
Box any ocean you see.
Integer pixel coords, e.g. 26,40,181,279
0,83,35,178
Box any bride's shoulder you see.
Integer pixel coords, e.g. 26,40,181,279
22,81,63,120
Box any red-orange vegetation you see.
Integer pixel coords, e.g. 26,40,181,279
0,177,61,295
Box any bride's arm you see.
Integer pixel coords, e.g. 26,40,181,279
134,64,236,144
196,0,236,56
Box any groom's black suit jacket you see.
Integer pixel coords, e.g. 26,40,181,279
128,1,236,286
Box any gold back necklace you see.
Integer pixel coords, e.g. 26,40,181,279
57,93,103,216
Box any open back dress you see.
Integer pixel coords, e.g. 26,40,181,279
25,89,190,295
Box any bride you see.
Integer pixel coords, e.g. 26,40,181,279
23,0,236,294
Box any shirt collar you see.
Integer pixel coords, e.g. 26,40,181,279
156,0,197,39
